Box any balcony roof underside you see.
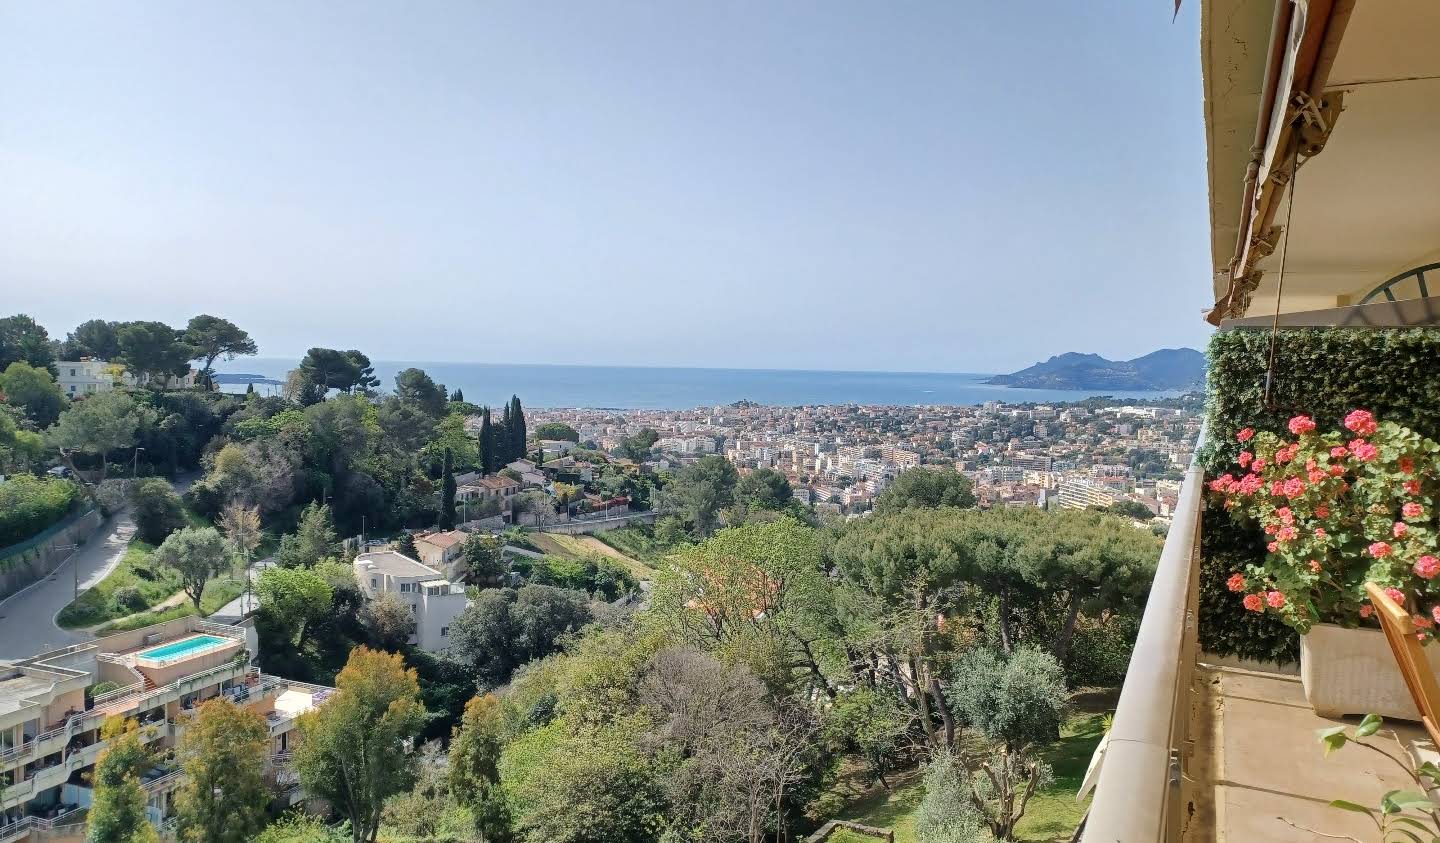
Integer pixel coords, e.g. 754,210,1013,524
1204,0,1440,318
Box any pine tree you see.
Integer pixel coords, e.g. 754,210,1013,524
478,408,495,474
510,395,526,463
245,382,255,395
450,388,464,403
440,448,457,529
395,531,419,559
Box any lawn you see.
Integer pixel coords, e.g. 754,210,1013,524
92,575,246,634
56,538,183,628
593,525,678,566
833,711,1109,843
526,532,656,580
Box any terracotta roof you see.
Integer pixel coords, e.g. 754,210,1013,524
477,476,519,491
415,530,466,549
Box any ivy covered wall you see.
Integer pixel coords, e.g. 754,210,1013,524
1199,327,1440,663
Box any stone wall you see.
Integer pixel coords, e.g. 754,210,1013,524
802,820,894,842
0,509,104,601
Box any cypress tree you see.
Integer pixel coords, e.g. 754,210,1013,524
440,448,457,529
478,408,494,474
500,403,513,464
510,395,526,462
450,388,464,403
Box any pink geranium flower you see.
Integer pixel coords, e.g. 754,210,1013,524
1400,457,1416,474
1386,587,1406,605
1314,527,1327,539
1308,559,1322,573
1267,541,1279,553
1394,521,1409,538
1238,474,1264,495
1282,477,1306,498
1403,502,1423,519
1243,593,1264,612
1252,457,1268,471
1237,427,1255,442
1314,504,1330,519
1432,605,1440,625
1405,479,1422,495
1329,465,1345,477
1227,573,1247,592
1289,415,1317,435
1344,409,1378,436
1416,615,1435,630
1237,451,1253,469
1349,439,1379,462
1370,541,1393,558
1414,556,1440,580
1331,446,1350,460
1361,604,1374,619
1277,526,1297,542
1266,590,1286,608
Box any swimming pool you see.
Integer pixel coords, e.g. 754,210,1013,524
137,634,228,664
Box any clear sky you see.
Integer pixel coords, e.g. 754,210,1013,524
0,1,1214,373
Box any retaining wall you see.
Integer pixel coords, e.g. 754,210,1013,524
0,509,103,600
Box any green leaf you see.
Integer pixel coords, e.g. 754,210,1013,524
1382,791,1434,813
1358,713,1384,737
1329,798,1375,816
1417,761,1440,783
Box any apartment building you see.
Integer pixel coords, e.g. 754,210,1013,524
0,616,332,842
353,551,467,653
1054,477,1125,510
53,361,115,400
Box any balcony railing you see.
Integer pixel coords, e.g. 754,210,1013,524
1080,432,1206,842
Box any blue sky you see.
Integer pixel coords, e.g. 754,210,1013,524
0,2,1213,373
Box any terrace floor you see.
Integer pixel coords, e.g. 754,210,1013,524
1183,664,1436,842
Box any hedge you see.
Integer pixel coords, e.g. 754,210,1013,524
0,475,78,547
1199,327,1440,662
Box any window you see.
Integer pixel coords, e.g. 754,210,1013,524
441,626,449,637
400,582,412,593
370,577,378,589
69,368,76,377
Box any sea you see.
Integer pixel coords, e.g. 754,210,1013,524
211,358,1183,411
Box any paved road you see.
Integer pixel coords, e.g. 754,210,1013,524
208,556,274,623
0,473,196,660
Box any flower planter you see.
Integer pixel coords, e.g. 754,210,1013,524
1300,623,1440,720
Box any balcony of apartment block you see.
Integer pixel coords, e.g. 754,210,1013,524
1079,314,1440,840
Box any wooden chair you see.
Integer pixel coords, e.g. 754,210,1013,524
1366,581,1440,747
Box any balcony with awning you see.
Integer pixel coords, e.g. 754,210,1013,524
1082,2,1440,841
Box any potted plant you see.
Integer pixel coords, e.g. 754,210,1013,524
1211,409,1439,718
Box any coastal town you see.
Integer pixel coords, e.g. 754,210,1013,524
531,396,1202,526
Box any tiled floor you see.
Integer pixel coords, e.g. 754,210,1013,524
1184,665,1436,842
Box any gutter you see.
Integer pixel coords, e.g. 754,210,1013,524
1206,0,1357,325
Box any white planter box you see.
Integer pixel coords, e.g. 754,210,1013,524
1301,623,1440,720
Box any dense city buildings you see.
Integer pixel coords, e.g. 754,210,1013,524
531,397,1201,523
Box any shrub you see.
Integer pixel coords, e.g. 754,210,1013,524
947,646,1068,752
1201,328,1440,661
1210,411,1439,633
130,478,186,545
108,585,146,615
1063,614,1140,687
0,474,77,547
916,752,995,843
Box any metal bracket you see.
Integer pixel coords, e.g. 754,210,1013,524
1292,90,1345,158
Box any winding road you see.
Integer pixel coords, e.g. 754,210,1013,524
0,473,195,660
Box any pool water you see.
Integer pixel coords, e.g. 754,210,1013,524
138,634,227,661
